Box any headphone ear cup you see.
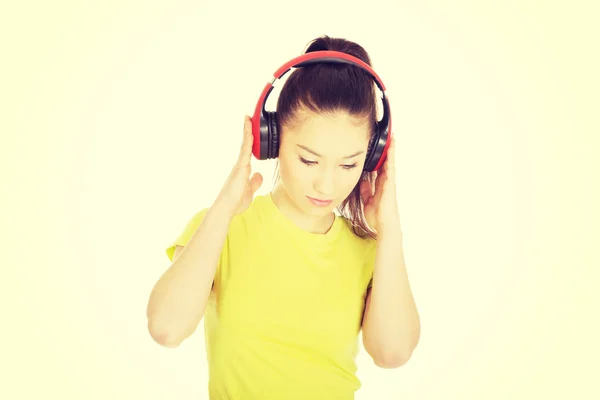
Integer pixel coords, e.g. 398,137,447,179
267,111,279,159
366,126,376,156
364,124,381,172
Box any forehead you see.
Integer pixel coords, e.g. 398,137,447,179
285,110,371,153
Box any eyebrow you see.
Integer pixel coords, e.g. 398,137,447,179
297,144,364,159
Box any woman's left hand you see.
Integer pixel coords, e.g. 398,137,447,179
360,136,401,234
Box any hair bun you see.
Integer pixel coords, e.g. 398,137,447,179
303,35,372,67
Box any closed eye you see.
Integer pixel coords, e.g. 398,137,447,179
299,157,317,166
299,157,357,170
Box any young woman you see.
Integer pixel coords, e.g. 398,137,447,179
146,35,420,399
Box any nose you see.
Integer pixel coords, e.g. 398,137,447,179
313,167,336,198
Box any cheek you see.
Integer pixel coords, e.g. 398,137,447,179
279,158,308,186
342,169,363,190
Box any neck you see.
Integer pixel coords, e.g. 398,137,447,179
271,183,335,234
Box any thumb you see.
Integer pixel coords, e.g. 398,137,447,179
249,172,263,193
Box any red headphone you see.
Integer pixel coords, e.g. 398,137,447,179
250,50,392,172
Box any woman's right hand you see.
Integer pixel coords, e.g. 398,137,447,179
214,115,264,217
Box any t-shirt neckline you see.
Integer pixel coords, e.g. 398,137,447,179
264,192,343,245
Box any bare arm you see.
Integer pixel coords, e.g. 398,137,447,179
361,220,420,368
359,135,420,368
146,201,234,347
146,115,262,348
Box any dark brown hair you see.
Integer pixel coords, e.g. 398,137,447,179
272,34,379,240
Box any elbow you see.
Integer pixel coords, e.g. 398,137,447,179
147,319,187,348
379,334,420,368
150,332,183,348
373,349,414,369
364,334,419,369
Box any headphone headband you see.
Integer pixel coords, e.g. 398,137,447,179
272,50,387,91
251,50,392,172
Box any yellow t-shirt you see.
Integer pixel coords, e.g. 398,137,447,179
166,193,376,399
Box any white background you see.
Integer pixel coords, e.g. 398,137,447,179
2,1,598,399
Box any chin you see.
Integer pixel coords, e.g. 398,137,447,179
305,205,333,216
303,196,338,213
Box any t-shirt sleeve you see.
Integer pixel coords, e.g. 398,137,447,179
165,208,209,262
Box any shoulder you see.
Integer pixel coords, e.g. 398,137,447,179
184,194,268,230
165,208,209,261
165,195,270,261
337,216,378,259
335,216,377,290
168,195,268,241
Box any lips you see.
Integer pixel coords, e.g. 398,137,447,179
307,196,333,206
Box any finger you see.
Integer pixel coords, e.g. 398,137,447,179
386,136,395,172
249,172,263,193
238,116,254,164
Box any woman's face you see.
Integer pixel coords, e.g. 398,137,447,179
276,110,371,218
